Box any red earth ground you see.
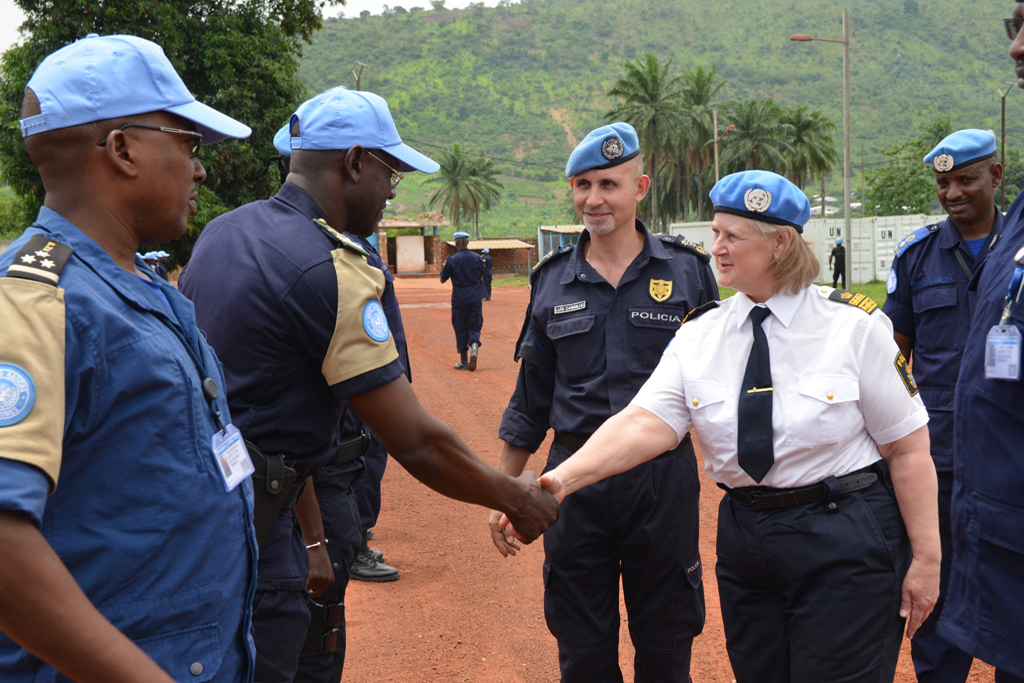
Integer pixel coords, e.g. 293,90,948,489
340,276,996,683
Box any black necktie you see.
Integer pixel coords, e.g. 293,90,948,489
738,306,774,483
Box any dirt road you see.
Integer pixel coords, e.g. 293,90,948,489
341,277,994,683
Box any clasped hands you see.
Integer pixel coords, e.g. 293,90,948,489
489,470,566,557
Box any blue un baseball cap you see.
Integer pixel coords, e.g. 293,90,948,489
286,86,439,173
710,170,812,233
19,34,251,144
923,129,997,173
453,231,470,239
273,124,291,157
565,122,641,178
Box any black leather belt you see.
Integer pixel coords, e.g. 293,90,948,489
722,465,879,510
554,432,590,454
330,428,370,465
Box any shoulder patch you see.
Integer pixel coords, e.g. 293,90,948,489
361,299,390,342
893,224,939,258
659,234,711,263
532,244,573,273
825,288,878,315
0,363,37,426
894,351,919,397
682,300,719,324
4,235,74,286
313,218,371,258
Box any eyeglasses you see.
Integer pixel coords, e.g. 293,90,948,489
98,123,204,158
366,150,404,191
1006,16,1024,40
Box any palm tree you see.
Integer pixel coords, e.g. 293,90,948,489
720,99,795,174
606,53,687,231
781,103,838,190
679,64,726,220
428,144,503,238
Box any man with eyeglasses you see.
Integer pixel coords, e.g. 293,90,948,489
441,231,488,370
180,86,559,683
936,8,1024,682
0,35,257,682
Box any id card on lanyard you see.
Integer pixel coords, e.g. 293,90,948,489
986,266,1024,381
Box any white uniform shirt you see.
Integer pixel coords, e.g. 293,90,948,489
631,284,929,489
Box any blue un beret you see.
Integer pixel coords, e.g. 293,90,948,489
565,122,641,178
923,129,997,173
710,170,811,233
453,231,470,239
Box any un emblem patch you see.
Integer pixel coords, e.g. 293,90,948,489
362,300,390,342
0,364,36,427
649,279,673,302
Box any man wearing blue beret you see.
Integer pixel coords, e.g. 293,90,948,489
180,86,559,683
490,122,717,682
0,34,256,682
881,128,1004,683
441,231,488,369
936,9,1024,681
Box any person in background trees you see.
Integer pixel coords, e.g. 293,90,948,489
882,129,1004,683
490,122,716,683
440,231,486,370
829,236,846,289
482,247,493,300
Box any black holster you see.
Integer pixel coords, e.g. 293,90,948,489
245,439,298,551
300,595,344,656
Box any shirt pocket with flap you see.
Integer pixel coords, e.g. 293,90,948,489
785,374,862,447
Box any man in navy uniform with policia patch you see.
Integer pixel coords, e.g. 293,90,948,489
0,34,257,682
180,85,559,683
489,122,717,682
881,129,1004,683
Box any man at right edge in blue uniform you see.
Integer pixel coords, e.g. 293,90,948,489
881,128,1003,682
935,7,1024,681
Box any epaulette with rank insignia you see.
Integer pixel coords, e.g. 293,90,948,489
530,244,573,285
659,234,711,264
313,218,371,257
821,287,878,315
4,234,74,286
682,300,719,324
893,224,940,258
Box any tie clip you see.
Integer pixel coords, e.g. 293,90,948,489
746,387,773,393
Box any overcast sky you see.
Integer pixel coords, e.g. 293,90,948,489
0,0,508,53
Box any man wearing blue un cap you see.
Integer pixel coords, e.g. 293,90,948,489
492,121,717,682
881,128,1004,682
0,34,256,683
180,87,559,683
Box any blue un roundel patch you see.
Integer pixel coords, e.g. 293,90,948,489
886,268,897,294
362,300,390,342
0,363,36,427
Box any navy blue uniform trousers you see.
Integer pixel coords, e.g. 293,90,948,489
542,439,704,683
353,431,388,533
451,301,483,353
716,464,911,683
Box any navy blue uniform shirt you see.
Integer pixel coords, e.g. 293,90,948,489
440,248,486,305
180,183,403,589
500,220,718,450
881,213,1003,470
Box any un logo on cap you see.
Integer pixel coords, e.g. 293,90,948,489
743,188,772,213
601,137,624,161
933,154,954,172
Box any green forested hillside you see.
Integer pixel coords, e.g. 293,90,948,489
299,0,1021,234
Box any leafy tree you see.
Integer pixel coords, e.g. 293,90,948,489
606,53,687,231
0,0,339,261
781,103,838,190
720,99,794,174
678,64,726,221
428,143,504,238
865,138,935,215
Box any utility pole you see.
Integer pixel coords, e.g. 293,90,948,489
351,61,367,90
999,82,1015,212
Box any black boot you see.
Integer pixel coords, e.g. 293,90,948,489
349,534,399,583
468,342,479,372
454,350,469,370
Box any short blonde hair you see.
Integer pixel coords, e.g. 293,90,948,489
748,219,820,295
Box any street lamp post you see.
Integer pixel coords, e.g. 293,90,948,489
792,9,852,287
711,108,735,183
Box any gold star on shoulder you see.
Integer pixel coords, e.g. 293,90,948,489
40,259,55,269
20,254,36,264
